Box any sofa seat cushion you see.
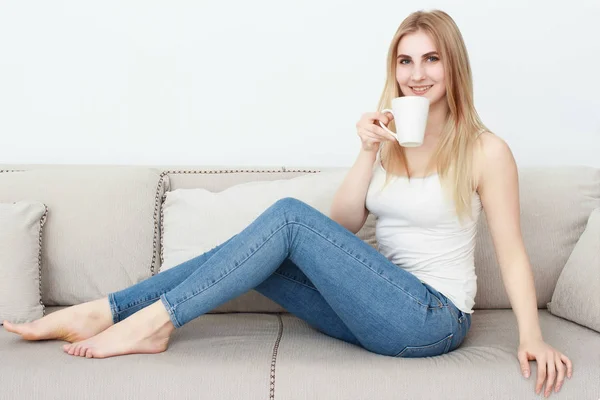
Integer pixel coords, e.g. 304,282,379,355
0,307,280,400
276,310,599,399
0,308,597,399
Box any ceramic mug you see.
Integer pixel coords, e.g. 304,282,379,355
378,96,429,147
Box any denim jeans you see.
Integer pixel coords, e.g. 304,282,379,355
108,197,471,358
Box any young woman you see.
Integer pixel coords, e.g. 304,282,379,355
4,9,572,397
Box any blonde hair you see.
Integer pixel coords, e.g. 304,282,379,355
378,9,489,221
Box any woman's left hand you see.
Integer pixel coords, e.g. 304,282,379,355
517,339,573,397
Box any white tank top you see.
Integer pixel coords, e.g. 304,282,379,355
365,149,481,314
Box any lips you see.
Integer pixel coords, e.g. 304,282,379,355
410,85,432,95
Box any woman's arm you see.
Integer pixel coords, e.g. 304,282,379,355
475,132,572,396
475,132,542,342
330,148,378,234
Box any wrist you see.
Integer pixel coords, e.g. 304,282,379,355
358,146,379,160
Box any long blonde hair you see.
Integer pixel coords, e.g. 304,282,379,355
378,10,489,221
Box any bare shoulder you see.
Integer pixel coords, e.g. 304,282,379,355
474,132,516,190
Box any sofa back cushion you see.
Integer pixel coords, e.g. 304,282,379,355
0,168,167,306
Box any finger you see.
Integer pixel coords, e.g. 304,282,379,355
544,354,556,397
360,112,382,126
554,354,566,393
371,112,396,127
536,356,547,395
366,125,396,142
373,112,391,125
359,128,380,143
359,130,381,147
518,352,530,378
561,354,573,379
383,111,394,121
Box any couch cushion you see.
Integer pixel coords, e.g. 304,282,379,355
0,201,47,323
0,308,596,399
0,168,168,306
474,166,600,309
273,310,598,399
547,208,600,332
161,169,352,271
0,307,280,400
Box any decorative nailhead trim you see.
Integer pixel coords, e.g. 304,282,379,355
151,172,170,276
154,168,322,274
160,192,166,270
0,170,25,173
270,314,284,400
38,205,48,316
161,168,321,175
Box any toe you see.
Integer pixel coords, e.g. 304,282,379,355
85,348,93,358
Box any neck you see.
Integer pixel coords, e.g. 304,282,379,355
423,99,449,141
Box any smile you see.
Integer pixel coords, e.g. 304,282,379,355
409,85,432,95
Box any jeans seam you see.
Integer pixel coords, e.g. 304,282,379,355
272,271,319,291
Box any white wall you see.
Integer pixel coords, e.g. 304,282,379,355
0,0,598,167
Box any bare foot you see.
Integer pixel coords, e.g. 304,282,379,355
63,300,175,359
3,297,113,343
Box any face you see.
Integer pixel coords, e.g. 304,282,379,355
396,30,446,106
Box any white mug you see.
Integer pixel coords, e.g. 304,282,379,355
378,96,429,147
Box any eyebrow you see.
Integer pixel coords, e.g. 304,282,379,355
397,51,439,59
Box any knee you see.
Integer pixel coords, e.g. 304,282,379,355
267,197,307,222
273,197,305,211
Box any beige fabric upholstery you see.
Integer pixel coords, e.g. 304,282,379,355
548,208,600,332
0,201,47,323
0,168,168,306
0,307,597,399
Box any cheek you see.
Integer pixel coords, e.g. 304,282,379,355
429,64,445,83
396,68,410,85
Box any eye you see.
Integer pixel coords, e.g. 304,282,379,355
426,55,439,62
398,59,411,65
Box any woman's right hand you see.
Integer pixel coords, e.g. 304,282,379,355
356,112,396,152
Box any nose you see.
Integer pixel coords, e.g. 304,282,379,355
411,63,425,82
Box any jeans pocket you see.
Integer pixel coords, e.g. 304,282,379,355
394,333,454,358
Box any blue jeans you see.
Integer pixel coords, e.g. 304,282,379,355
108,197,471,358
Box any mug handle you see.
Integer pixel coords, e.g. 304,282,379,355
377,109,397,140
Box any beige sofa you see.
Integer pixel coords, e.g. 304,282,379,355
0,163,599,400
